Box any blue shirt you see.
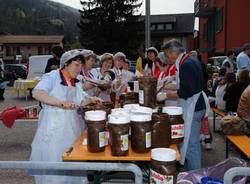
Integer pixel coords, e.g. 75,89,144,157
177,57,206,111
236,51,250,73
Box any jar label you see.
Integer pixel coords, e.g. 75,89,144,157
139,90,144,104
171,124,184,139
134,81,139,92
150,169,173,184
99,131,106,148
120,134,129,151
105,131,109,146
145,132,151,148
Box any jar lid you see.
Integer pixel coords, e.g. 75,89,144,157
108,113,130,124
130,113,152,122
133,106,153,115
151,148,176,162
85,110,106,121
152,107,158,113
123,104,140,112
162,106,183,115
111,108,129,114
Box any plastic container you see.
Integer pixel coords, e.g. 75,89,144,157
150,148,177,184
85,110,107,153
131,113,152,153
108,112,130,156
151,113,171,148
138,76,157,108
163,106,184,144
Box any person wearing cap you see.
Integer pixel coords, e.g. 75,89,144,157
44,45,64,73
31,49,100,184
113,52,126,76
79,49,99,96
222,50,236,74
136,47,161,78
162,39,210,170
92,53,115,101
236,43,250,75
121,59,135,80
156,51,177,106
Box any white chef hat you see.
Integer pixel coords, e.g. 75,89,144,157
80,49,95,58
114,52,126,60
60,49,82,67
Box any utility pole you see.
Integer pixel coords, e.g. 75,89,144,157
145,0,151,48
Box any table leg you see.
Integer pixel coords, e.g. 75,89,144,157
226,138,229,158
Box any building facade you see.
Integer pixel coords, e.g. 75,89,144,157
139,13,195,53
195,0,250,62
0,35,64,63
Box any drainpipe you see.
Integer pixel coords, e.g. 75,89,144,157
224,0,228,54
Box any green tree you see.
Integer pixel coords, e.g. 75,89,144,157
78,0,144,58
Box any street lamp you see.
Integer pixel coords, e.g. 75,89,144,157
145,0,151,48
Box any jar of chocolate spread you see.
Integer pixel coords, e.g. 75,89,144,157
131,113,152,153
119,92,139,107
108,112,130,156
152,113,171,148
138,76,157,108
85,110,107,153
150,148,177,184
162,106,184,144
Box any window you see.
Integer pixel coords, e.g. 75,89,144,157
215,8,223,32
38,47,43,55
157,24,164,30
165,23,173,30
6,46,11,56
204,23,208,41
16,47,20,55
151,24,156,31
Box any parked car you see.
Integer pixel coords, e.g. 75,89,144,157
207,56,237,77
4,64,28,86
207,56,227,79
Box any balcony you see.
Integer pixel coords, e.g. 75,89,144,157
194,0,216,17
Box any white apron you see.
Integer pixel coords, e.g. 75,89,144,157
30,72,87,184
175,54,210,165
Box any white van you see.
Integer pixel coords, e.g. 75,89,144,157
27,55,53,79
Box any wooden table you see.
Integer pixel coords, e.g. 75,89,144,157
63,131,180,161
13,79,39,100
226,135,250,159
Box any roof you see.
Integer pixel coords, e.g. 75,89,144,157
0,35,64,44
140,13,195,34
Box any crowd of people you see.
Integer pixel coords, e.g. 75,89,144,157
0,39,249,183
211,44,250,125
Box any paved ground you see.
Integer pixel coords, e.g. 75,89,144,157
0,87,248,183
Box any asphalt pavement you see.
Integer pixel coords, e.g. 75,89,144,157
0,87,248,184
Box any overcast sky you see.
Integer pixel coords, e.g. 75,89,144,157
51,0,196,14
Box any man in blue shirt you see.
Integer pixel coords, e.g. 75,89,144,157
162,39,210,170
236,43,250,75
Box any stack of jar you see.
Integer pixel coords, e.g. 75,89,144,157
84,105,184,155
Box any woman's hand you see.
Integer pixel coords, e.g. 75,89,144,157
80,96,103,106
57,101,77,109
164,83,177,91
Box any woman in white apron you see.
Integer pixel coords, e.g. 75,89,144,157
163,40,210,170
30,50,101,184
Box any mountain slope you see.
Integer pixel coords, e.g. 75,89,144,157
0,0,80,43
